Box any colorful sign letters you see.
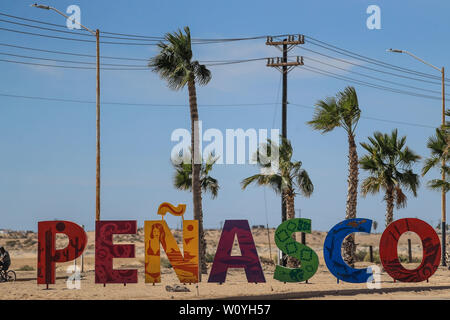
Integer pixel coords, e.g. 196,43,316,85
380,218,441,282
274,218,318,283
145,218,199,284
37,220,87,284
95,220,138,284
208,220,265,283
323,218,373,283
36,203,443,286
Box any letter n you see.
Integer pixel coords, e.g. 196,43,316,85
144,220,199,283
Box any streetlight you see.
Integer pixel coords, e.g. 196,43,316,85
32,3,102,221
387,48,446,266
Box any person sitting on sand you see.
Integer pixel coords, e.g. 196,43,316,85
0,247,10,272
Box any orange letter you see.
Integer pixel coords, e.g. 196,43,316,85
144,219,198,283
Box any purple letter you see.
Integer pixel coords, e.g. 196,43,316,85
208,220,265,283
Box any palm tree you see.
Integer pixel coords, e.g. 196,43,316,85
241,137,313,268
173,153,220,199
422,109,450,190
307,86,360,266
149,26,212,275
359,129,421,226
422,127,449,193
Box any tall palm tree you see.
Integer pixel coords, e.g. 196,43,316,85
422,127,449,192
241,137,313,268
307,86,360,266
173,153,220,198
149,26,212,275
360,129,421,226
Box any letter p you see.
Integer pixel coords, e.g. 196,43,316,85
37,221,87,285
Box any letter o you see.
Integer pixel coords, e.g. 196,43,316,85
379,218,441,282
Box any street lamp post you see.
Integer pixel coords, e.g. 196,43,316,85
32,4,101,221
388,48,447,266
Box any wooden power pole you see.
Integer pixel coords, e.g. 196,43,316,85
96,29,101,221
266,34,304,267
441,66,446,266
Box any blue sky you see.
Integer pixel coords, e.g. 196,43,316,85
0,0,448,232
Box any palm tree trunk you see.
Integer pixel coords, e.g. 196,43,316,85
187,78,207,277
345,133,359,219
343,133,358,267
285,192,299,268
385,186,395,226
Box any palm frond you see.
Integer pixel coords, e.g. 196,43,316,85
149,26,210,90
361,176,382,196
394,185,407,209
307,97,341,133
242,137,312,197
172,152,219,198
427,179,450,192
359,129,420,210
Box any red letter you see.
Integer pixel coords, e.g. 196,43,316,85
95,220,138,284
37,221,87,285
380,218,441,282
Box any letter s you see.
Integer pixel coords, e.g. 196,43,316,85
274,218,319,282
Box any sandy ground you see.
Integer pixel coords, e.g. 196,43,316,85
1,228,449,300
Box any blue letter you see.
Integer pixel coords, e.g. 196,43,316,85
323,218,372,283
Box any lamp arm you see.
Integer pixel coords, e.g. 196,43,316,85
402,50,441,72
48,6,95,35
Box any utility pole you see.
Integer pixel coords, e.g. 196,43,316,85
387,49,447,266
267,35,304,266
96,29,101,221
441,66,446,266
32,4,102,222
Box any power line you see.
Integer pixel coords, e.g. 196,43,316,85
0,48,446,101
1,12,447,103
203,57,267,66
0,16,241,44
0,12,270,43
288,103,435,129
0,54,269,69
1,53,447,101
0,93,276,106
1,42,443,98
0,58,148,70
302,64,448,102
0,12,71,29
305,35,450,82
0,43,149,61
0,24,286,47
0,51,146,67
0,26,160,45
0,41,445,98
0,92,437,128
299,46,445,87
0,17,165,42
303,55,450,97
0,42,268,65
0,12,446,80
0,18,93,37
